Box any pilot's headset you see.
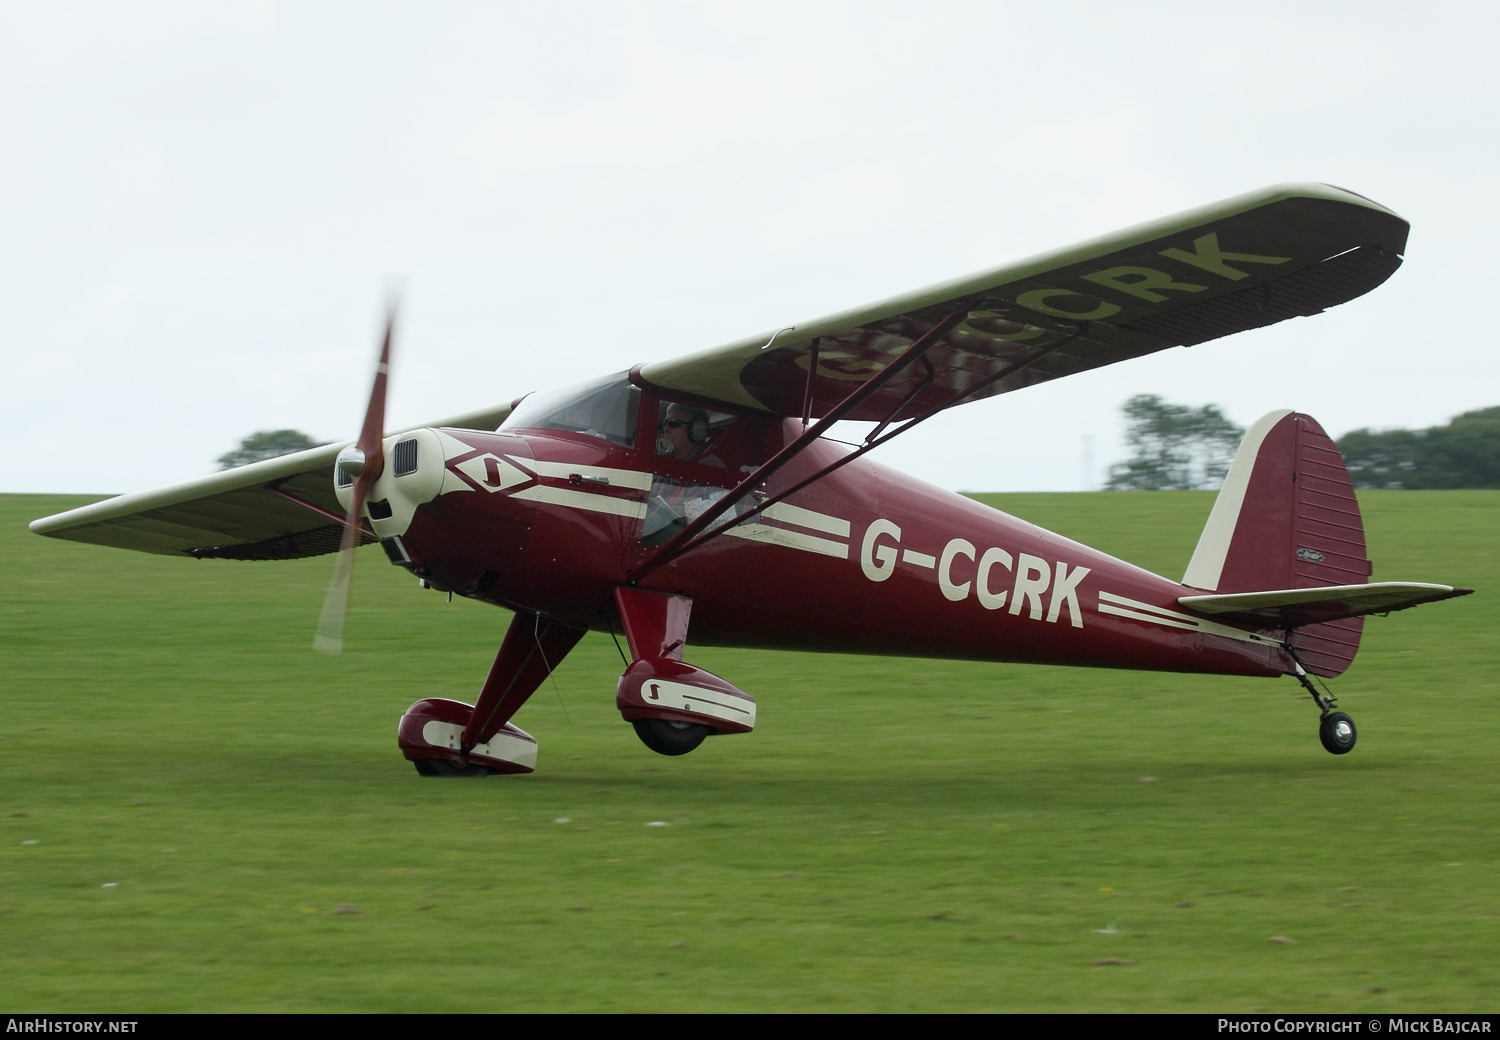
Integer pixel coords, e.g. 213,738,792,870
657,407,710,455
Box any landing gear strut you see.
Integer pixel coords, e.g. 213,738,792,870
1291,661,1357,755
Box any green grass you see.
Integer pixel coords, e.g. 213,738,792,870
1,491,1495,1012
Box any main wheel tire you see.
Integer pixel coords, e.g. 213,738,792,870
632,718,712,756
1319,711,1357,755
413,757,495,777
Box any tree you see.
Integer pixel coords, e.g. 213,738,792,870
1106,395,1244,491
217,430,324,470
1338,406,1500,489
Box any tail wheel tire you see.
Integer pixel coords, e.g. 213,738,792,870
632,718,712,756
1319,712,1357,755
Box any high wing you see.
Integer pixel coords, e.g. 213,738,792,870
29,403,514,559
637,183,1409,420
32,183,1407,561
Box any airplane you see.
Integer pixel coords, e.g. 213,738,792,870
30,183,1473,777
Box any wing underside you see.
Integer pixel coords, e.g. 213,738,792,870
30,404,515,560
638,184,1410,421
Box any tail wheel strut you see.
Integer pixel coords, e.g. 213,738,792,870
1290,657,1357,756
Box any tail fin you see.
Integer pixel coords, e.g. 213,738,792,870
1183,410,1370,676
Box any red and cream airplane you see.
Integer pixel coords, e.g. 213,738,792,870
32,183,1471,775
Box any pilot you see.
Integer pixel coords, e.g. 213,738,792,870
658,403,725,468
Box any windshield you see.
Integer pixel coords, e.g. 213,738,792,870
500,373,640,447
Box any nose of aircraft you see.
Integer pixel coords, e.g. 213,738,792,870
332,426,541,594
333,428,448,541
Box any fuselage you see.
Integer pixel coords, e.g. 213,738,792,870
341,388,1296,681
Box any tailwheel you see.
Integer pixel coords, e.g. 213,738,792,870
632,718,711,756
413,758,496,777
1319,712,1357,755
1290,662,1357,756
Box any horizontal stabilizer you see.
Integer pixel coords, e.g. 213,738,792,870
1179,582,1472,627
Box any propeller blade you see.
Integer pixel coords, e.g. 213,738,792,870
356,310,394,481
312,520,358,655
313,307,396,655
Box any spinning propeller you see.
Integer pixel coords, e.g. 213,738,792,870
314,308,395,655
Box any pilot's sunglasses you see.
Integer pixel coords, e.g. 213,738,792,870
661,419,690,429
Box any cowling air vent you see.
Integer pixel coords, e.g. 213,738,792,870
335,465,353,489
393,438,419,477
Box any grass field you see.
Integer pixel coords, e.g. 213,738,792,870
1,490,1495,1012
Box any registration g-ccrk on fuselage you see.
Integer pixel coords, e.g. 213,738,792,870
31,183,1472,774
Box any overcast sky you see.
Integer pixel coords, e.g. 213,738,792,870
4,1,1496,496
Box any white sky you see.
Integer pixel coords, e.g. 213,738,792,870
4,1,1496,495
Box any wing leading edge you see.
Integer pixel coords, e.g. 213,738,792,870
637,183,1409,421
30,403,515,559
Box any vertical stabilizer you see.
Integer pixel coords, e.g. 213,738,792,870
1183,410,1371,676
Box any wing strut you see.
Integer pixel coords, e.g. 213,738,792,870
631,306,970,580
631,318,1084,583
266,485,377,540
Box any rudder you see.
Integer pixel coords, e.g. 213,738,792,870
1183,410,1371,677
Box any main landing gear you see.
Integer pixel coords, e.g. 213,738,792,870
613,588,756,758
397,592,759,775
1292,663,1357,756
398,611,585,777
632,718,713,756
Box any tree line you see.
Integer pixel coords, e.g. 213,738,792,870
1338,406,1500,489
1107,397,1499,491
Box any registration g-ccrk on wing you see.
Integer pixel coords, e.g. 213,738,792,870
31,183,1471,773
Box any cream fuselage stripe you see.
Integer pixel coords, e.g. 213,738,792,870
522,458,654,490
439,439,856,557
1097,590,1278,646
759,501,851,537
512,484,649,519
722,523,849,559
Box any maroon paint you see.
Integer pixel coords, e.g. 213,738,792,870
397,417,1297,683
460,610,585,750
1206,413,1369,677
614,587,691,661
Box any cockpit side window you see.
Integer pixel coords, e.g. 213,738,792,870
651,399,779,474
639,400,776,545
654,401,732,468
501,374,641,447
